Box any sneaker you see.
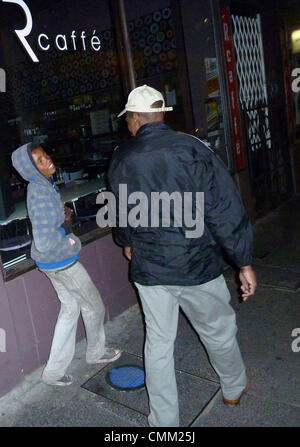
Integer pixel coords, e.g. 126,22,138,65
42,374,74,386
87,347,122,364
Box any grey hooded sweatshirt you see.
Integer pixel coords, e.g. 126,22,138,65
11,143,81,269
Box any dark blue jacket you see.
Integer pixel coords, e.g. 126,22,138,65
108,122,253,286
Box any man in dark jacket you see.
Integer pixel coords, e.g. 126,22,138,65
108,85,257,427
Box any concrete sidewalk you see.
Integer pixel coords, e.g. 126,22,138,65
0,198,300,427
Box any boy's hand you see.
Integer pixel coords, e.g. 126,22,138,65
123,246,133,261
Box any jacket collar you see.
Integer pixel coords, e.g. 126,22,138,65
136,121,171,137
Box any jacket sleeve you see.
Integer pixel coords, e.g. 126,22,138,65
28,190,71,253
107,153,132,247
201,153,253,268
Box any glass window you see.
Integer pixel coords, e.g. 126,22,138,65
0,0,126,279
124,0,231,164
179,0,230,166
125,0,188,131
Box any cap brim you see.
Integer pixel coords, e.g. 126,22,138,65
117,109,126,118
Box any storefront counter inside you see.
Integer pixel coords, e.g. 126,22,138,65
0,177,109,279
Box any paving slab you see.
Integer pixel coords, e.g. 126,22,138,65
103,302,145,358
82,351,220,427
253,264,300,291
253,197,300,255
106,299,220,384
2,387,139,427
256,244,300,275
224,263,300,292
225,282,300,408
192,393,300,427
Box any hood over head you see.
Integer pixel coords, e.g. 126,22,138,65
11,143,51,186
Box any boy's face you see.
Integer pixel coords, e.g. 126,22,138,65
31,147,56,178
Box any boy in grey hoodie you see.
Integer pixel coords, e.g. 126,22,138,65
12,143,121,386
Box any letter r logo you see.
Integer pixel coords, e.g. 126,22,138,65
2,0,39,62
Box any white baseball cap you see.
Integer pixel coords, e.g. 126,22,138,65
117,84,173,117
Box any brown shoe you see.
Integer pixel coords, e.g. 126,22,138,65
223,372,250,405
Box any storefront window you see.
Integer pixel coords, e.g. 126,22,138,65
125,0,187,131
0,0,126,279
123,0,230,164
0,0,232,279
179,0,229,166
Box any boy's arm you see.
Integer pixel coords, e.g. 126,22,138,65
28,191,72,253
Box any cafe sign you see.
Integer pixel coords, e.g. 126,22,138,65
2,0,102,63
220,5,244,171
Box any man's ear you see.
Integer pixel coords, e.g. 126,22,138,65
134,113,145,128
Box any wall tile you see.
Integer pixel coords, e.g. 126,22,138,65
105,284,138,321
0,285,22,396
5,277,37,351
23,269,60,343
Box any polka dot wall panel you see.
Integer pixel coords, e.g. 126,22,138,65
1,7,178,115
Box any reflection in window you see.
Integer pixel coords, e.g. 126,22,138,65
126,1,186,131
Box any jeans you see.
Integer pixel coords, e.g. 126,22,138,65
40,261,106,381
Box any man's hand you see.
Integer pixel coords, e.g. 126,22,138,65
239,265,257,301
64,205,73,222
123,246,133,261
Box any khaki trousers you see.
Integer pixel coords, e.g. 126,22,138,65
135,275,246,427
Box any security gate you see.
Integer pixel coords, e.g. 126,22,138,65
231,11,293,215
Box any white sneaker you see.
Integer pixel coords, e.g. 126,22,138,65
87,347,122,364
42,374,74,386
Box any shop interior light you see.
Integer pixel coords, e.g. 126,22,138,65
291,29,300,53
